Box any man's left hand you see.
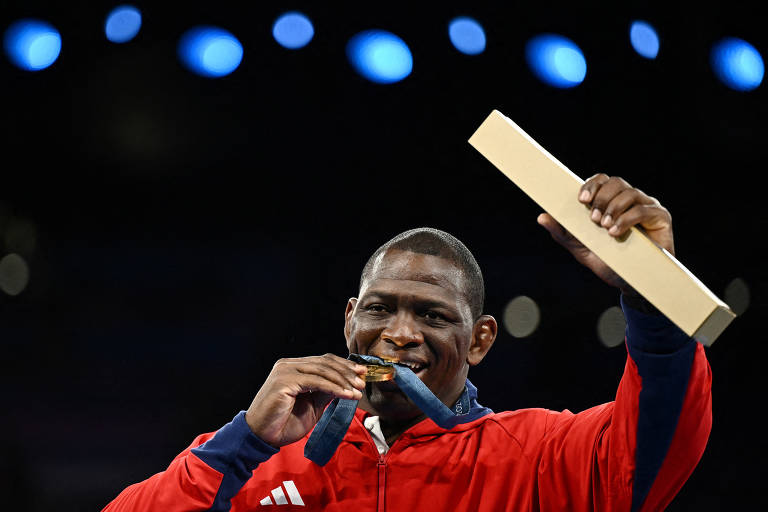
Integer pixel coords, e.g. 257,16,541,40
536,173,674,294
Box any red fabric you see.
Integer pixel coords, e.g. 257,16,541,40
102,452,223,511
103,344,711,511
639,343,712,511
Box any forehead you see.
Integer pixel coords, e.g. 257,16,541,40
361,249,466,301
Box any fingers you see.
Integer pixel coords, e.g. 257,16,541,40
302,354,367,394
607,203,671,238
273,354,367,399
296,374,362,400
578,174,658,238
578,172,611,204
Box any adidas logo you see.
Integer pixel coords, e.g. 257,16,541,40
259,480,305,506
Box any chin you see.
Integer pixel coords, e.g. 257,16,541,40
363,384,423,420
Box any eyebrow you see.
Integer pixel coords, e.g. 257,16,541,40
362,290,458,312
406,271,452,287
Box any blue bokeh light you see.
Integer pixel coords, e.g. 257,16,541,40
272,11,314,49
448,16,486,55
347,30,413,84
3,19,62,71
178,26,243,78
105,5,142,43
629,20,659,59
711,37,764,91
525,34,586,88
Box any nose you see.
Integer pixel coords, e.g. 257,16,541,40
381,311,424,348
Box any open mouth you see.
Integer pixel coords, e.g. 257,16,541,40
395,361,428,374
379,358,429,375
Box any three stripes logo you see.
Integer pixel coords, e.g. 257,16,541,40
259,480,305,506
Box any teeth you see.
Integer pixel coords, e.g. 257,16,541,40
379,358,426,371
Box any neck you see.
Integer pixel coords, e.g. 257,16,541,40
364,382,467,445
379,414,427,446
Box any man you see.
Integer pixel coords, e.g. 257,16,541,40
103,174,711,511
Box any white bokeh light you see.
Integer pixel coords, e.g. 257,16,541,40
0,253,30,296
724,277,750,315
502,296,540,338
597,306,626,348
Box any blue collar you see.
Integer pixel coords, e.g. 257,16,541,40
304,354,493,466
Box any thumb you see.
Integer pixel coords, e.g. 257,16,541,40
537,213,568,242
537,213,586,256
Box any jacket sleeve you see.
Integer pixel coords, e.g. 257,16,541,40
537,294,712,512
102,411,279,512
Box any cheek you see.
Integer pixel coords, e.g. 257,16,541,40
347,317,382,352
432,336,464,367
433,335,471,373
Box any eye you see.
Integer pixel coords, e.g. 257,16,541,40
423,310,444,321
365,304,390,314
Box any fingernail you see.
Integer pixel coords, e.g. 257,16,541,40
579,190,590,202
609,225,620,235
591,208,601,221
601,214,612,227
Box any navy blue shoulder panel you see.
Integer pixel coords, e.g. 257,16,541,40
621,295,697,512
191,411,279,512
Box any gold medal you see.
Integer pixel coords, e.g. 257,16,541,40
364,364,395,382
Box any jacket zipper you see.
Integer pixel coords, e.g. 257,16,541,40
358,416,411,512
358,417,391,512
377,454,386,512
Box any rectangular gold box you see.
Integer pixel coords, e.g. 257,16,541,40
468,110,735,345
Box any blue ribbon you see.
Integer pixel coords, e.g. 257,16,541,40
304,354,478,466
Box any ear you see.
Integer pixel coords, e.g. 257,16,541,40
344,298,358,351
467,315,497,366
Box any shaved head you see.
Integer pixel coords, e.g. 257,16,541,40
360,228,484,319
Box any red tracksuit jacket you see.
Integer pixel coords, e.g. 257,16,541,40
103,297,712,511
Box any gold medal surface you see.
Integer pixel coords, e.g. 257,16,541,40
364,364,395,382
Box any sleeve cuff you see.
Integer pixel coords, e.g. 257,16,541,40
621,294,694,354
191,411,279,474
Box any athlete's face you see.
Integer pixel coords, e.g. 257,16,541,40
344,249,493,420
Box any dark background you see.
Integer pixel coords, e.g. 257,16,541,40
1,1,764,510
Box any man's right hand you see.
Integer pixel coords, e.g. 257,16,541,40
245,354,368,448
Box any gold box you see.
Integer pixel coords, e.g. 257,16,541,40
468,110,735,345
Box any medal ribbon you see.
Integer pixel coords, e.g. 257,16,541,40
303,354,478,466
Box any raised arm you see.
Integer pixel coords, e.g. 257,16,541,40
536,296,710,511
536,175,712,511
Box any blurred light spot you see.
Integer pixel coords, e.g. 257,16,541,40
3,19,62,71
597,306,626,348
630,20,659,59
724,277,750,315
525,34,586,88
502,296,540,338
105,5,142,43
347,30,413,84
0,253,29,296
272,11,314,49
711,37,764,91
4,219,37,255
178,26,243,78
448,16,486,55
